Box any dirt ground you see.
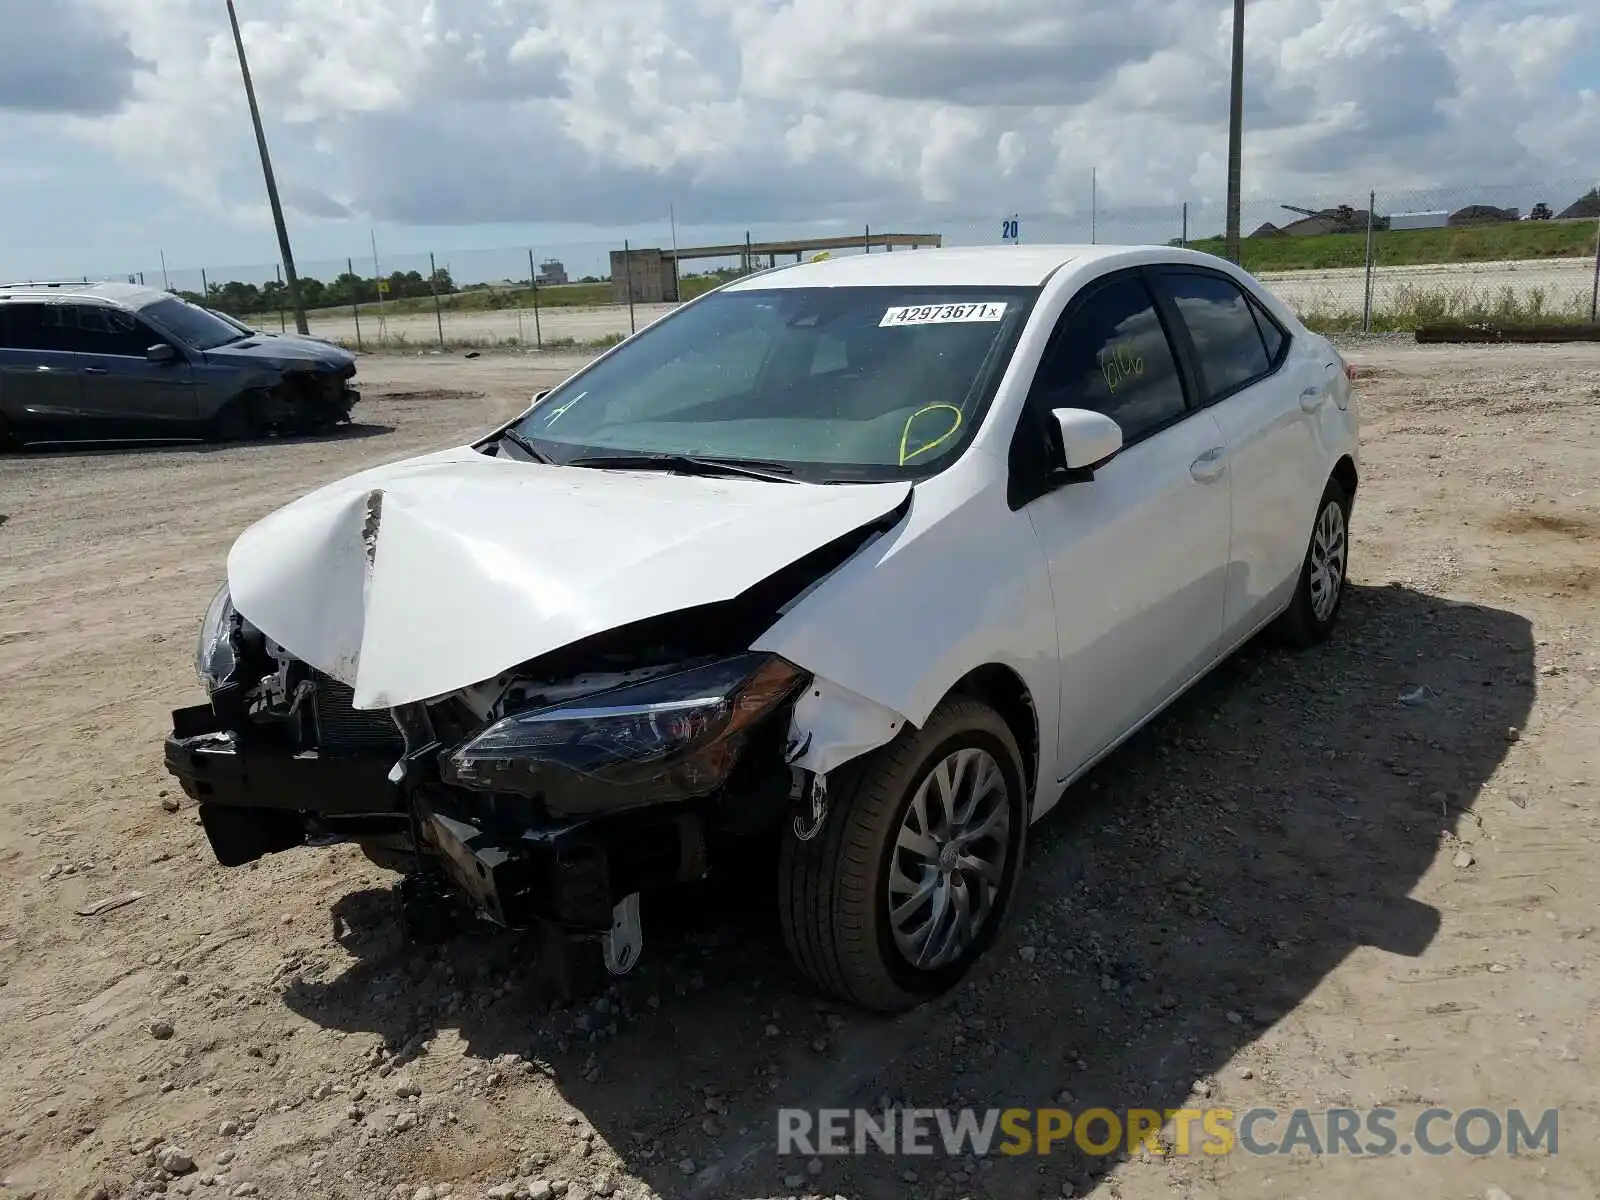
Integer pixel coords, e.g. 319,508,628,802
1,341,1596,1200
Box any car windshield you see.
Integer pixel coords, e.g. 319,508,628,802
206,307,254,334
140,296,248,351
509,284,1037,482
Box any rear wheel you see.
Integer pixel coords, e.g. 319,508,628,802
1273,476,1351,646
777,698,1028,1012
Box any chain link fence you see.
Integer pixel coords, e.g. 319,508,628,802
69,178,1600,351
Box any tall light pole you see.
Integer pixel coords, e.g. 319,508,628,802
1223,0,1246,264
226,0,309,334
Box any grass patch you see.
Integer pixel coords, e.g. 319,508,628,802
1300,283,1597,333
334,331,627,355
1188,219,1597,272
309,275,721,320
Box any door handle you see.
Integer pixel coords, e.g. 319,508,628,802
1189,446,1228,483
83,366,108,375
1299,386,1323,413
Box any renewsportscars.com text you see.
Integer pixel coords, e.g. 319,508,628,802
777,1106,1559,1158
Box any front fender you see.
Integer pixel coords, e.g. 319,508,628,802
757,453,1058,792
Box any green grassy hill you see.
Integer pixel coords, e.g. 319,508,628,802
1186,218,1597,272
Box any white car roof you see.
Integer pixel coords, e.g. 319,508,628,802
722,243,1241,291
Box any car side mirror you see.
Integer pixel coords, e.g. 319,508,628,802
531,388,552,403
147,343,178,364
1050,407,1122,472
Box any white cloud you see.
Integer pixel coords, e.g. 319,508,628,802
6,0,1599,236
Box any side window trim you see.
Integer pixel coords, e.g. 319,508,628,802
1153,266,1292,407
1245,294,1290,369
1141,266,1207,415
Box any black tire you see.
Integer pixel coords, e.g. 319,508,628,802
1273,476,1352,646
207,395,260,443
778,697,1028,1012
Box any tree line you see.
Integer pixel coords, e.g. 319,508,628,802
172,268,458,316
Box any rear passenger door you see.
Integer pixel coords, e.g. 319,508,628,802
1015,270,1232,779
0,303,88,440
1153,269,1328,642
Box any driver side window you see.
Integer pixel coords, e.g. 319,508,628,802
1029,275,1188,444
74,306,158,357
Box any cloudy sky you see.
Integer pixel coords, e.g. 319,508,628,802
0,0,1595,283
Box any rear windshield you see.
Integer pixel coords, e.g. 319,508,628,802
510,284,1038,482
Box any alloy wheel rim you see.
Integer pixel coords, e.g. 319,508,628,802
1308,500,1347,622
886,746,1011,970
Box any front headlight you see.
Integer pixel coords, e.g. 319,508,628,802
194,582,239,691
440,653,808,812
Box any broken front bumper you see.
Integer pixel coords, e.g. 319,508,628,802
163,702,707,933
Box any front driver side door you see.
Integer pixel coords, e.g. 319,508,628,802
70,305,197,436
1017,271,1232,781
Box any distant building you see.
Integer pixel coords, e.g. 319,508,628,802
1388,210,1449,231
535,259,569,287
608,247,680,304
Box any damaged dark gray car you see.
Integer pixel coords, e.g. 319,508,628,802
0,281,358,447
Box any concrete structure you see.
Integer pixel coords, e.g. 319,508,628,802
609,232,943,303
609,247,680,305
535,259,568,286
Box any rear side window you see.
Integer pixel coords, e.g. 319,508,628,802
0,303,64,351
1163,272,1276,400
1251,301,1286,363
1030,275,1188,443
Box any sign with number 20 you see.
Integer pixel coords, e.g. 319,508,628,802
1001,216,1020,243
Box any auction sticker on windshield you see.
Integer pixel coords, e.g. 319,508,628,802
879,302,1008,328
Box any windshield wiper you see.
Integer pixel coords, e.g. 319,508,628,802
567,453,799,483
495,426,550,463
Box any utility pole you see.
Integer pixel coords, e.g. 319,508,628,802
669,204,680,302
1224,0,1246,264
226,0,309,334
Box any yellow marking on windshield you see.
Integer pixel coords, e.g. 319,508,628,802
899,403,964,465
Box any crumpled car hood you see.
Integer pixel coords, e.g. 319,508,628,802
225,445,911,709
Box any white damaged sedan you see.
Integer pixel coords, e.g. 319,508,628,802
167,245,1359,1011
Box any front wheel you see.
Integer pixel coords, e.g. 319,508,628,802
778,698,1028,1012
207,394,261,443
1273,476,1351,646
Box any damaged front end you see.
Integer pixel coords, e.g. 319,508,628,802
164,556,866,971
244,363,360,435
389,648,808,940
